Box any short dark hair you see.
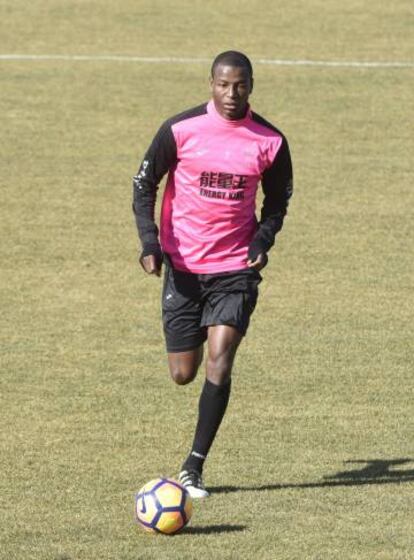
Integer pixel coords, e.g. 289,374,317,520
211,51,253,79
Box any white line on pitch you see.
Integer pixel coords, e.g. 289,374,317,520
0,54,413,69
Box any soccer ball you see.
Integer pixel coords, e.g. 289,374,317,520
135,478,193,535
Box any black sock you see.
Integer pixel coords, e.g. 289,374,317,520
182,378,232,474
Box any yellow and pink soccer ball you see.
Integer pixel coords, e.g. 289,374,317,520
135,478,193,535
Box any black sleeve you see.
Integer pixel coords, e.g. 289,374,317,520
248,136,293,261
132,120,177,254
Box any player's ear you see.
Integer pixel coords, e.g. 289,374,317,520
209,74,214,91
249,77,254,94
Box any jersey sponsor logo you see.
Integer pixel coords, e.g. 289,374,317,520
199,171,247,189
198,171,247,200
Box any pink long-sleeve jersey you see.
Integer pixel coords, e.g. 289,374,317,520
133,100,293,274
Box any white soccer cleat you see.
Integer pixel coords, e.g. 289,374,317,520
179,469,210,499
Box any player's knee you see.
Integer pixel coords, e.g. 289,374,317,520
169,366,198,385
206,353,232,384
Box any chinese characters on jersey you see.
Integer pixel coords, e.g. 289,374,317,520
199,171,247,200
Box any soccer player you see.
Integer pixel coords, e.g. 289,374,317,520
132,51,293,498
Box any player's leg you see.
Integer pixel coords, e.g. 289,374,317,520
179,325,242,497
162,261,206,384
183,325,242,465
168,323,240,383
179,271,261,497
205,324,242,384
167,345,204,385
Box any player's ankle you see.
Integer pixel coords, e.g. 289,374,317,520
182,450,206,474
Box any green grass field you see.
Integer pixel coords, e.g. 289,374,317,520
1,1,413,559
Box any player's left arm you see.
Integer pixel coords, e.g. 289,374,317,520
248,136,293,265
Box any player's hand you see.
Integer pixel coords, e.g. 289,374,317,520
247,253,268,271
139,254,162,276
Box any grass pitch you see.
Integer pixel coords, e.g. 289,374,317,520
1,1,413,559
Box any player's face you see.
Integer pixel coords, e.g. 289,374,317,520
210,64,253,120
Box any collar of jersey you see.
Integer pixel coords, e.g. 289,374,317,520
207,99,251,128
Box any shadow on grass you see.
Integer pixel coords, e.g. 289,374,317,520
210,458,414,495
182,524,246,535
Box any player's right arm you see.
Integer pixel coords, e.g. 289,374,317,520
132,120,177,275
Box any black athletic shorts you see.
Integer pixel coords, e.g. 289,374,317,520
162,257,262,353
